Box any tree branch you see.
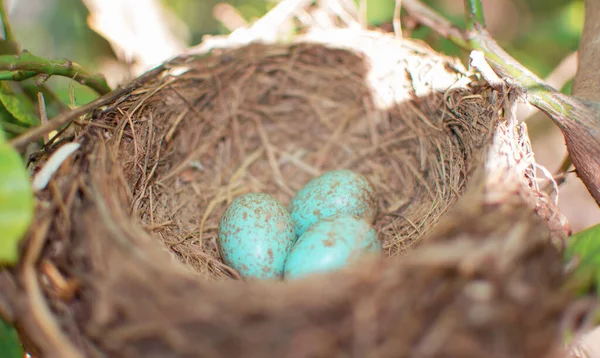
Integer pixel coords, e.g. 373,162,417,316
403,0,600,206
401,0,468,49
0,70,36,81
0,51,111,95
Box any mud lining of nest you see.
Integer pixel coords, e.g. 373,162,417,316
1,27,575,358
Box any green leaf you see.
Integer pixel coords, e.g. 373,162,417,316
564,223,600,295
0,90,28,139
560,0,584,37
0,82,38,127
365,0,395,26
0,127,34,264
0,317,24,358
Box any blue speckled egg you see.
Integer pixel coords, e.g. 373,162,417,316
217,192,296,279
289,170,378,237
283,216,382,280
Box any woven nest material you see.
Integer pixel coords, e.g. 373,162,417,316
0,19,577,358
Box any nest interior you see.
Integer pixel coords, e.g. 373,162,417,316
2,27,574,358
89,31,495,280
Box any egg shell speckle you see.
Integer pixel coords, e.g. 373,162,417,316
283,215,382,280
289,170,378,237
217,192,296,279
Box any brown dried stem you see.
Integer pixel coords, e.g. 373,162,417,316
20,218,84,358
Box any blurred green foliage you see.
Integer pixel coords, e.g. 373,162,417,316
364,0,396,25
0,317,24,358
0,123,34,264
9,0,582,85
564,222,600,296
409,0,583,82
0,82,40,128
0,0,582,144
10,0,108,106
1,0,583,139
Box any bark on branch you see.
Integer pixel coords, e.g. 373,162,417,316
572,0,600,103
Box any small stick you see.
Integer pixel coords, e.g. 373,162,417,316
40,260,80,302
358,0,367,28
165,108,188,142
21,218,84,358
549,154,573,189
37,93,48,143
393,0,403,39
212,2,248,31
469,50,503,90
253,117,295,197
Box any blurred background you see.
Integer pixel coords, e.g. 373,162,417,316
8,0,599,232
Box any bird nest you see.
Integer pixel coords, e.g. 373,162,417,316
0,16,576,358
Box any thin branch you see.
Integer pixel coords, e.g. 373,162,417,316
464,0,485,31
0,0,18,54
0,7,73,119
37,92,49,144
0,70,35,80
0,0,14,42
518,51,578,121
9,64,165,151
0,121,27,134
469,50,502,89
554,155,573,187
0,51,111,95
22,82,70,113
402,0,468,49
393,0,402,39
212,3,248,31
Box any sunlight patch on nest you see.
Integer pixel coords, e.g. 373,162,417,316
299,27,466,109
